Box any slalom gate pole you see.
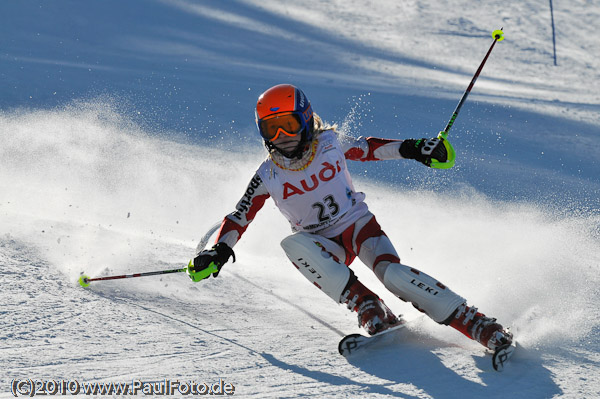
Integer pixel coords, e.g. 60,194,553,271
79,267,187,287
442,28,505,135
549,0,557,66
429,28,504,170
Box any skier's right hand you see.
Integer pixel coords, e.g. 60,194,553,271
187,242,236,282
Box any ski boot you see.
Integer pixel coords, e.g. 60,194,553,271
341,279,399,335
357,295,400,335
447,304,513,350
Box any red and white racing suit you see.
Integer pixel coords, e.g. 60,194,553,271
214,130,464,323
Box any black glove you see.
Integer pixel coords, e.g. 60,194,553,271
400,138,448,167
191,242,236,278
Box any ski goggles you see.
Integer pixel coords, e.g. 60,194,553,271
258,112,305,141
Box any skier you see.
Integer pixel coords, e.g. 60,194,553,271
189,84,513,351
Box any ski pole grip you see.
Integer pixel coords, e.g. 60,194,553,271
187,260,219,282
429,131,456,169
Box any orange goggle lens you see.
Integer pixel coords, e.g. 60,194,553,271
259,112,303,141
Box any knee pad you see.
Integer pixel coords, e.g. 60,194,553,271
281,232,350,303
383,263,465,323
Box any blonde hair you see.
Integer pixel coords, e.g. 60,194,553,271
313,113,337,135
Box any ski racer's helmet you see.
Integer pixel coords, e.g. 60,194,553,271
256,84,314,158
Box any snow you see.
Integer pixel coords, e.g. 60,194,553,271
1,0,599,398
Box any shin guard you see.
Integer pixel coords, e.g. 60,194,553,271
383,263,465,323
281,233,350,303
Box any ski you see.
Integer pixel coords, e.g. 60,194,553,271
340,321,517,372
338,321,408,357
492,340,517,371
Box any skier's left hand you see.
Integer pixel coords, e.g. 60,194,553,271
399,137,448,167
187,242,235,282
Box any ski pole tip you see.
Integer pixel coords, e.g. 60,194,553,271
79,274,91,288
493,29,505,41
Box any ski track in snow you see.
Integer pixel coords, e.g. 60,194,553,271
1,0,600,398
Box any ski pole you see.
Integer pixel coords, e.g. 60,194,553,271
78,220,224,287
442,28,505,135
79,267,187,287
430,28,505,169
